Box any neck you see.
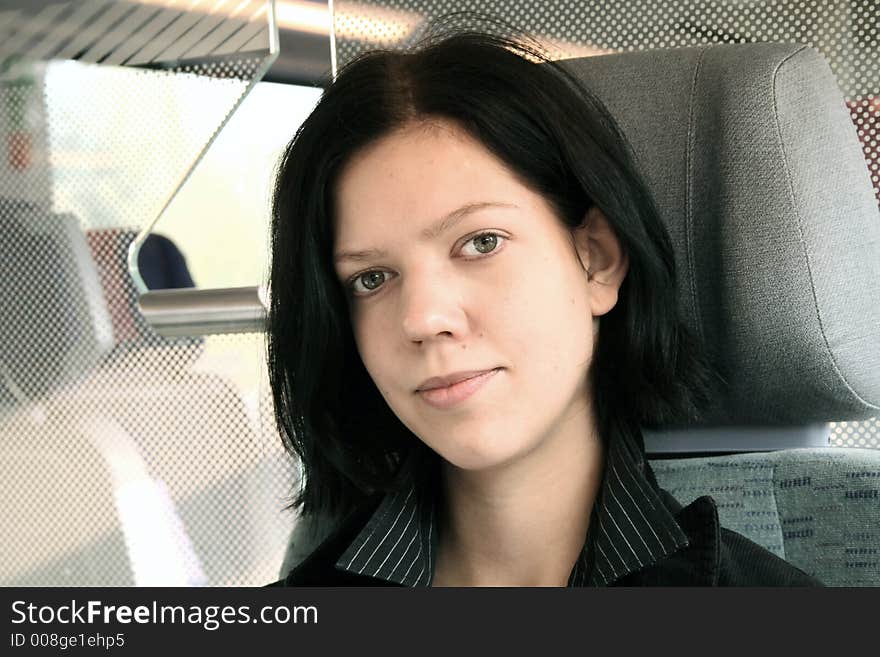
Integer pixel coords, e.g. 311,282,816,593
432,407,604,587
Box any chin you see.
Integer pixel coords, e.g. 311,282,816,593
413,417,532,473
436,440,527,473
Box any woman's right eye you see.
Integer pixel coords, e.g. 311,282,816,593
348,270,392,296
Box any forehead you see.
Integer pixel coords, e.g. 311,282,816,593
333,120,528,241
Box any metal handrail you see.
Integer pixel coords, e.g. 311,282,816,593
138,285,266,337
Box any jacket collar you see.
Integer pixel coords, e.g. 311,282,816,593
615,490,722,586
335,429,694,587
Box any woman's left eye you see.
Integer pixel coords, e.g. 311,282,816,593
460,232,507,257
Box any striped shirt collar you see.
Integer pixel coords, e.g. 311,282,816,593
335,430,689,586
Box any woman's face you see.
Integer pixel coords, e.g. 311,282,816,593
333,119,624,472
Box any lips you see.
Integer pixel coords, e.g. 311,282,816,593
417,369,498,391
416,368,501,410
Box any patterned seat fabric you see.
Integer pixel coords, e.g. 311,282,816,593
652,448,880,586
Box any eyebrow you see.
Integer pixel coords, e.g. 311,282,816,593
333,201,517,264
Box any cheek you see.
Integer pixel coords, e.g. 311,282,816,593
506,261,594,376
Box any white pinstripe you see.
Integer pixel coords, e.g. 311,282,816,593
374,503,418,575
388,528,420,580
575,552,589,586
341,489,402,570
415,514,434,586
592,554,609,585
400,540,422,582
401,501,427,583
595,540,618,582
612,461,665,551
356,488,414,575
604,487,645,566
597,509,628,572
617,449,682,544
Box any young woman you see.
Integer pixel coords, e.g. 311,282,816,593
265,31,821,587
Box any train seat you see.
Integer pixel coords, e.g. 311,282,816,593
281,42,880,585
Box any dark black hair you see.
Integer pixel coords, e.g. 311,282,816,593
267,29,720,520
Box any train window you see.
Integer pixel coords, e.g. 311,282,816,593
1,0,878,590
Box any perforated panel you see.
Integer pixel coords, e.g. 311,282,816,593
333,0,880,448
0,1,298,585
831,419,880,448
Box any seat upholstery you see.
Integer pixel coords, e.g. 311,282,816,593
652,449,880,586
562,43,880,423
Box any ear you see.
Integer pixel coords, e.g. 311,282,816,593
571,206,629,317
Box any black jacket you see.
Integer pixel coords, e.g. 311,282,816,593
269,488,822,587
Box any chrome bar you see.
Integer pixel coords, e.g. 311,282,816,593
643,424,831,455
138,285,266,337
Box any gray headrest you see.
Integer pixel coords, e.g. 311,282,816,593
563,43,880,425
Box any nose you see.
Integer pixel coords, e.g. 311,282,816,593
399,270,469,344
